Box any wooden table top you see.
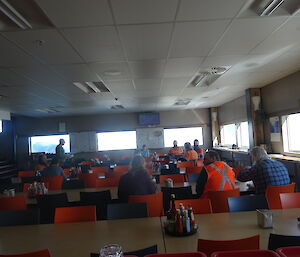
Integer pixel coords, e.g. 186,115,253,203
0,217,165,257
163,209,300,253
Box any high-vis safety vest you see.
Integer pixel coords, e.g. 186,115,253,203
169,147,183,156
202,161,236,197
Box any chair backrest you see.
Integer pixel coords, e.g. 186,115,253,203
197,235,260,256
228,195,269,212
175,199,212,214
107,202,148,220
148,252,207,257
0,194,27,211
0,209,40,226
18,171,35,177
128,192,163,217
279,193,300,209
0,249,51,257
266,183,295,209
113,165,129,173
207,188,240,213
277,246,300,257
177,161,195,168
161,186,193,212
96,178,118,187
186,166,202,174
159,174,185,185
79,173,98,188
91,166,109,176
188,173,200,182
91,245,158,257
54,205,96,224
41,176,64,190
211,250,280,257
268,234,300,251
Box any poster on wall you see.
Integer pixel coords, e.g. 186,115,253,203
269,116,281,142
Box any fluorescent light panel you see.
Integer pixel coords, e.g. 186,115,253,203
260,0,285,16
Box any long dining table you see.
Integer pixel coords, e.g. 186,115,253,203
0,209,300,257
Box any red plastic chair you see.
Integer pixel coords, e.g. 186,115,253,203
186,166,203,174
18,171,35,177
212,250,279,257
266,184,295,209
63,169,70,176
91,166,109,176
23,182,49,192
113,165,129,173
177,161,195,168
0,249,51,257
79,173,98,188
277,246,300,257
0,194,27,211
54,205,96,224
175,199,212,214
128,192,163,217
197,235,260,256
280,193,300,209
160,174,185,185
206,188,240,213
96,178,116,187
41,176,64,191
148,252,207,257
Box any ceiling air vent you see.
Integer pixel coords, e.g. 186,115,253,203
111,105,125,110
174,98,191,106
73,81,110,94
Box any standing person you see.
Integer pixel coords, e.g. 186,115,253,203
55,139,66,163
140,144,150,158
237,146,290,194
193,139,204,159
118,155,156,202
196,150,236,198
183,142,198,161
168,140,183,156
39,158,66,179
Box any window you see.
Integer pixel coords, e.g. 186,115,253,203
30,134,70,154
221,121,249,148
0,120,2,133
97,131,137,151
282,113,300,153
163,127,203,147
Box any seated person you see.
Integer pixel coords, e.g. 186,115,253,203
193,139,204,159
140,144,150,158
39,158,67,179
168,140,183,157
118,155,156,202
237,146,290,194
183,142,198,161
35,154,49,171
196,150,236,198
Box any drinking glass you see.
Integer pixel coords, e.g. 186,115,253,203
99,244,123,257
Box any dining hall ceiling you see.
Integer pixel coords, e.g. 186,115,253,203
0,0,299,117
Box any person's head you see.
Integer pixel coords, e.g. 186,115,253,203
184,142,192,151
103,154,110,161
250,146,268,164
204,150,221,166
59,139,65,145
194,139,199,146
129,155,146,175
142,144,146,150
173,140,178,147
50,158,59,166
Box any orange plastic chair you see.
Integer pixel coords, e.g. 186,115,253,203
128,192,163,217
113,165,129,173
160,174,185,185
280,192,300,209
79,173,98,188
177,161,195,168
41,176,64,191
63,169,70,176
156,153,167,157
266,183,295,209
148,252,207,257
23,182,49,192
212,250,279,257
92,166,109,176
277,246,300,257
186,166,203,174
35,165,46,172
81,161,91,165
207,188,240,213
96,178,116,187
0,194,27,211
175,199,212,214
18,171,36,177
0,249,51,257
54,205,96,224
197,235,260,256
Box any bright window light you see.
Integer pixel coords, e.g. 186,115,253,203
282,113,300,153
163,127,203,147
221,123,237,146
0,120,2,133
97,131,137,151
237,121,250,148
30,134,70,154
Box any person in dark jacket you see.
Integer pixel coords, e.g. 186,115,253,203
118,155,156,202
40,158,66,179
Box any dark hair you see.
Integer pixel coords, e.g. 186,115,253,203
51,158,59,165
206,150,220,161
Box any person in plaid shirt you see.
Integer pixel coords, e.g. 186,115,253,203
237,147,290,194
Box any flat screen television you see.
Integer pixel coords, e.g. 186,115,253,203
138,112,160,126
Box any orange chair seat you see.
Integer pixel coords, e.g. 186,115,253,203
175,199,212,214
54,205,96,224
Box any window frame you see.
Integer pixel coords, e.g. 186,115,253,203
220,121,249,149
282,112,300,154
0,120,2,133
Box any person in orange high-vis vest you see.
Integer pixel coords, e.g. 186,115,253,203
193,139,204,159
168,140,183,156
196,150,236,198
183,142,198,161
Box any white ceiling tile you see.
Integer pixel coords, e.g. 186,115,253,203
161,77,191,90
178,0,248,21
105,80,135,95
129,60,166,78
0,69,34,86
170,20,231,58
3,30,82,64
164,58,203,78
61,26,125,62
211,16,287,56
134,79,161,90
118,23,172,60
36,0,113,27
111,0,178,24
89,62,131,81
201,55,246,67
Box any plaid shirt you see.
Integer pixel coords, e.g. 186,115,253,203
237,158,290,194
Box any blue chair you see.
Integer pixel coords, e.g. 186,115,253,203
228,195,269,212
